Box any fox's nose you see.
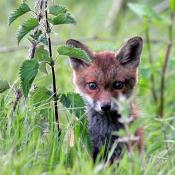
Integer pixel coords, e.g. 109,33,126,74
101,104,111,112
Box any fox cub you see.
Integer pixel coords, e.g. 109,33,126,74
67,37,143,162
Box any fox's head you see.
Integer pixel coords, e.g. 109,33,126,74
67,37,143,113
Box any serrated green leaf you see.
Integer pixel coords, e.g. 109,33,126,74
49,13,76,25
0,80,10,93
30,30,42,41
30,31,48,45
16,18,39,44
59,92,85,118
31,87,52,107
9,3,31,25
38,35,48,45
35,46,51,62
128,3,161,20
49,5,68,16
57,46,91,63
39,63,48,74
59,93,89,145
20,60,39,98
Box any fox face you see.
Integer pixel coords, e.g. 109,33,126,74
67,37,143,113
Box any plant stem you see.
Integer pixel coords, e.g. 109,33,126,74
159,13,174,118
13,89,22,112
30,0,44,59
29,42,36,59
144,19,158,103
9,89,22,131
45,0,60,132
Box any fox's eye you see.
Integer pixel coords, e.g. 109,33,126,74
113,81,123,90
88,82,97,90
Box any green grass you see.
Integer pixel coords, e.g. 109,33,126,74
0,95,175,174
0,0,175,174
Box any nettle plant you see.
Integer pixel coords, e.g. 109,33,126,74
5,0,91,133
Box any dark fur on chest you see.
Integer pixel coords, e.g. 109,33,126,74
86,107,124,162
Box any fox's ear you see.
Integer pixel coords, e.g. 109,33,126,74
116,37,143,68
66,39,93,71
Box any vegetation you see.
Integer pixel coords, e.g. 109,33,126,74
0,0,175,174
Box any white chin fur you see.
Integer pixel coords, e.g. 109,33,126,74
78,92,118,112
75,86,118,112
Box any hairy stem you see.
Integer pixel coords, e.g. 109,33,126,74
29,42,36,59
144,20,158,103
159,13,174,118
45,0,60,132
30,0,44,59
13,89,22,112
9,89,22,130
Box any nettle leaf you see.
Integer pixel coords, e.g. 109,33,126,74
16,18,39,44
57,46,91,63
128,3,161,20
20,60,39,98
39,63,48,74
9,3,31,25
38,35,48,45
30,31,48,45
49,13,76,25
35,46,51,62
0,80,10,93
31,87,52,107
30,30,42,41
49,5,68,16
59,92,85,118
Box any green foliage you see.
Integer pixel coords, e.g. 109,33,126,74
128,3,161,20
59,92,85,118
38,35,48,45
0,80,10,93
49,5,68,16
57,46,91,63
30,30,48,45
30,30,42,41
31,86,52,107
35,46,51,63
34,40,50,76
19,60,39,98
115,96,130,117
16,18,39,44
170,0,175,11
39,63,48,74
49,13,76,25
48,4,76,25
8,3,31,25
